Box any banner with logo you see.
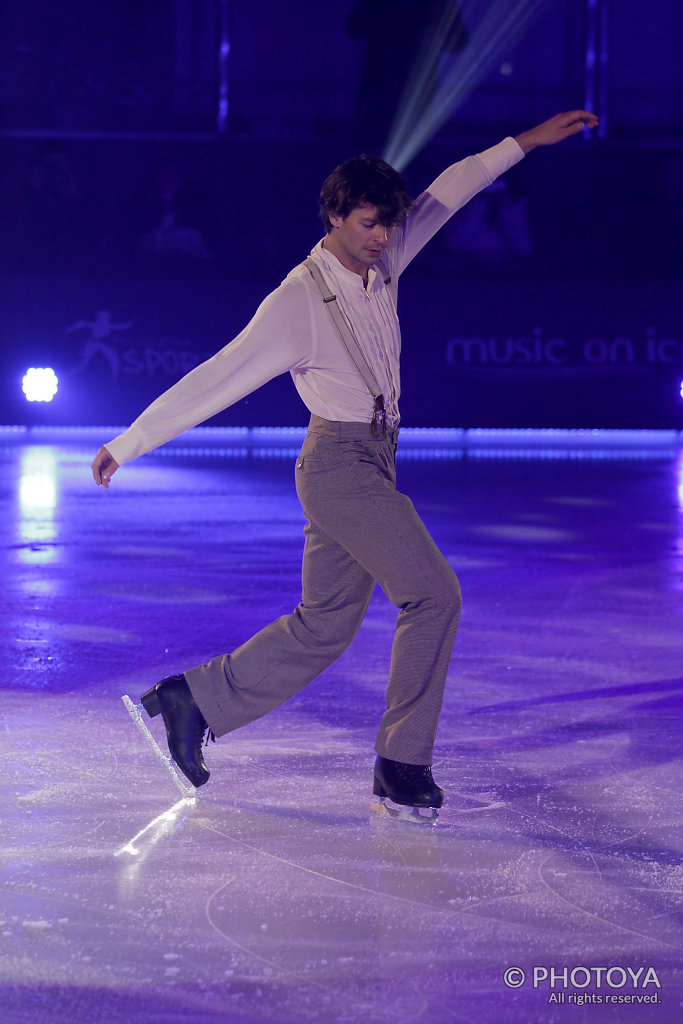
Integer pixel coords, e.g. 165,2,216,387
1,275,681,429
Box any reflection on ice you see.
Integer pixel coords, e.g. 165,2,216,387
115,796,195,859
18,446,58,546
19,447,58,513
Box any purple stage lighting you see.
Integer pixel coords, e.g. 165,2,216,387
22,367,59,403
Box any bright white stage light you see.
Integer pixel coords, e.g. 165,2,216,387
22,367,59,402
679,379,683,399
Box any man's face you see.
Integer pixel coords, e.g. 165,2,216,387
327,204,394,278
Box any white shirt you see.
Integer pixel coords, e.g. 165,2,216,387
105,137,523,467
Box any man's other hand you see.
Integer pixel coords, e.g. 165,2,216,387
92,446,119,489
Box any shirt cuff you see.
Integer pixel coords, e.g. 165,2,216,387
476,136,525,180
104,429,145,467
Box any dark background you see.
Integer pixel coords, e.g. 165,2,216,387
1,0,681,429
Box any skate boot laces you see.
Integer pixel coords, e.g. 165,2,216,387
394,761,434,784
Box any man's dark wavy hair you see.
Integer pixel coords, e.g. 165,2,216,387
319,154,413,232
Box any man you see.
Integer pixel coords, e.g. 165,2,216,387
92,111,597,822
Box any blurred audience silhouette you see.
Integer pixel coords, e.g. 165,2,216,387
118,149,220,266
2,142,112,274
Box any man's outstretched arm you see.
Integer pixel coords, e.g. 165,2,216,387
393,109,598,276
515,109,598,154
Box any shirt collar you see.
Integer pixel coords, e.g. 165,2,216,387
311,239,381,291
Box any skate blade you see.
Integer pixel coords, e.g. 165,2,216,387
370,795,439,825
122,695,196,799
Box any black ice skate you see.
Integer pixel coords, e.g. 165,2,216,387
371,755,443,824
140,674,214,788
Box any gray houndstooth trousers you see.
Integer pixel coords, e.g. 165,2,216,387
184,414,462,764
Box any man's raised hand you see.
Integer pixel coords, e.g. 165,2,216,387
515,110,599,154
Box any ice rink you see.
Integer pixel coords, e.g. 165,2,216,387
2,427,682,1023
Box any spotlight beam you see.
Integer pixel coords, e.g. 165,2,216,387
385,0,551,170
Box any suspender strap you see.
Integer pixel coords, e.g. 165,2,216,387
304,257,387,437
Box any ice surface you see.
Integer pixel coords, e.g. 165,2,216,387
1,438,682,1023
